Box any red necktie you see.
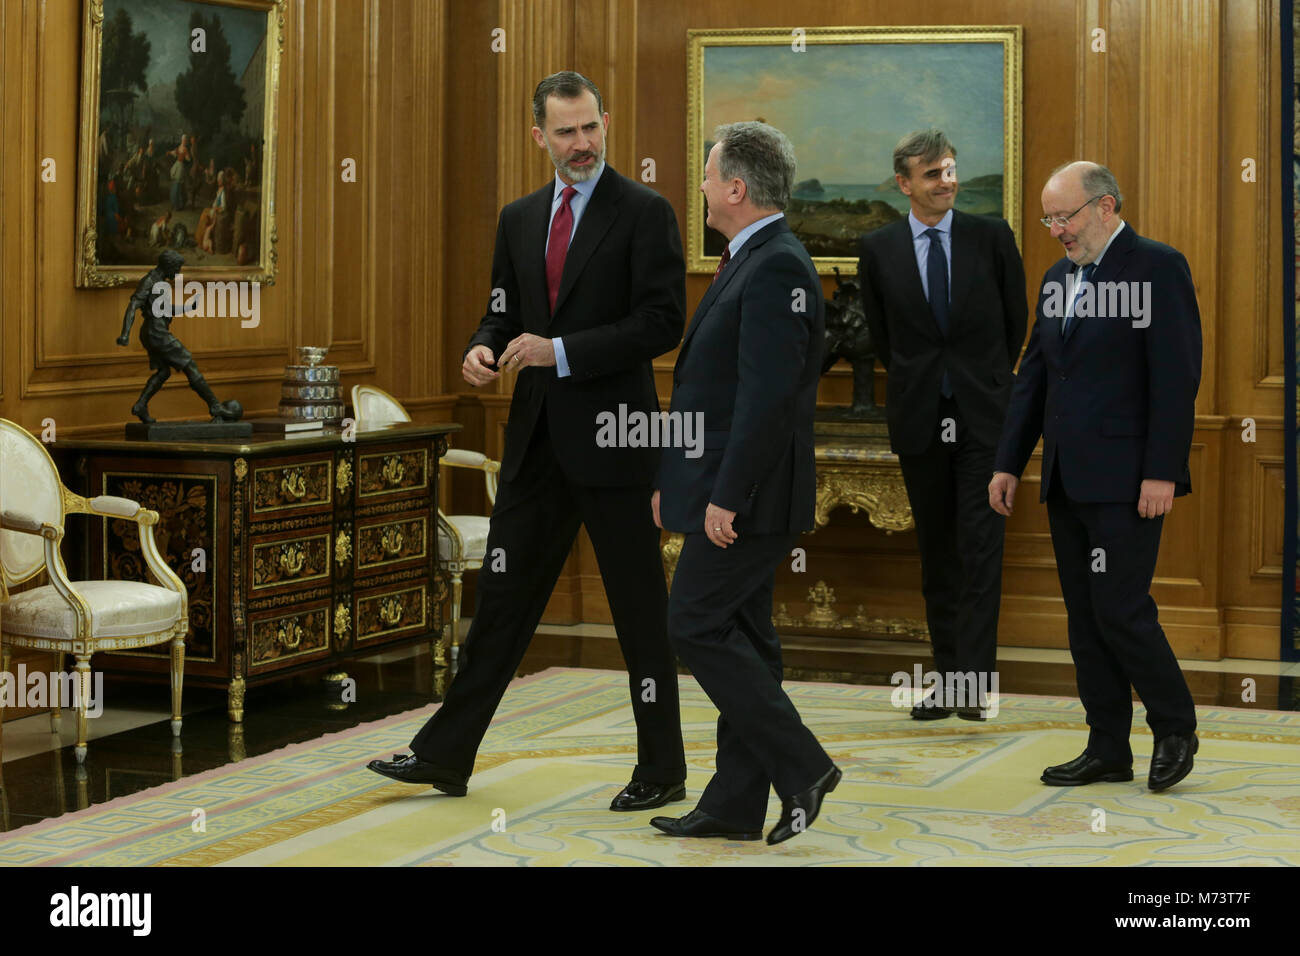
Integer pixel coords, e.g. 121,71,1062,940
546,186,578,313
711,246,731,284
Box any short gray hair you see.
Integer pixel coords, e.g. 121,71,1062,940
1051,161,1124,212
892,128,957,179
712,121,796,211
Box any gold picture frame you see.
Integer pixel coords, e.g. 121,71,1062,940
687,25,1023,275
75,0,285,288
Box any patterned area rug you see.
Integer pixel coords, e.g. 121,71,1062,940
1,668,1297,866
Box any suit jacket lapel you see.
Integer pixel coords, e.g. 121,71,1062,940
550,168,622,321
522,184,553,319
677,220,783,362
948,211,975,325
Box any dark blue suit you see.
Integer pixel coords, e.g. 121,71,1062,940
655,218,832,826
995,222,1201,762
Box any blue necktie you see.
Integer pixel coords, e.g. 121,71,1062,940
1062,263,1095,337
924,228,952,398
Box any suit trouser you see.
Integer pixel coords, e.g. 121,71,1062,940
410,415,687,784
1045,476,1196,763
896,395,1004,697
669,531,833,828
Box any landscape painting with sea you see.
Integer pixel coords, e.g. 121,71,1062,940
687,28,1021,272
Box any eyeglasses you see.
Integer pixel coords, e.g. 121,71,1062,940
1039,196,1101,229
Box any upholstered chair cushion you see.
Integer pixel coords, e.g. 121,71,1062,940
437,515,490,563
3,580,183,640
89,496,141,518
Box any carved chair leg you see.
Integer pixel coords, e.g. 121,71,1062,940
449,570,464,662
73,655,91,764
170,635,185,737
50,651,64,734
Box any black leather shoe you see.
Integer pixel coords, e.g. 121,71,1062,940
767,765,841,845
649,808,761,840
1041,752,1133,786
610,780,687,811
366,754,468,795
910,691,952,720
956,706,987,721
1148,732,1197,792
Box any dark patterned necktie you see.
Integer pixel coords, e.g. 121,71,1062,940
924,227,952,397
711,246,731,284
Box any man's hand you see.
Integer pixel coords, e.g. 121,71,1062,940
462,345,499,387
498,333,556,372
115,334,130,347
651,489,662,530
989,471,1019,517
705,502,737,548
1138,479,1175,518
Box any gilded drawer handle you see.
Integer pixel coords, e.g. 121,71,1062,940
381,527,404,556
379,597,404,626
277,620,303,650
281,468,308,500
279,543,306,576
381,456,405,486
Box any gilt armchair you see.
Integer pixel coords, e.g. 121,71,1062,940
0,418,188,763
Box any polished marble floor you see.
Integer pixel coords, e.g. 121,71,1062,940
1,624,1296,833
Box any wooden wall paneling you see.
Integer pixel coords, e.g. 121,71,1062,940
329,0,375,377
1217,0,1286,656
1139,0,1220,414
411,0,447,398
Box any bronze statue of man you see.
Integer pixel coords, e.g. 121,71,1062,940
117,249,242,423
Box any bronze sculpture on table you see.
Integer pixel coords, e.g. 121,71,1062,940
820,267,885,420
117,249,243,424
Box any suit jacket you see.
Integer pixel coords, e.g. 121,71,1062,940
994,223,1202,502
465,166,686,486
858,210,1028,455
655,219,824,535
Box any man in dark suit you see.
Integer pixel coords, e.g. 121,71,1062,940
990,161,1201,791
368,71,688,810
858,129,1027,720
650,121,839,846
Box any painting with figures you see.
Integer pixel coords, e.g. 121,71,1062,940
76,0,282,287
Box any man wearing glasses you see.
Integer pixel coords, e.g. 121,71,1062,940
990,161,1202,792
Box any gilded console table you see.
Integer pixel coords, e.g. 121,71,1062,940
53,422,460,722
661,432,914,583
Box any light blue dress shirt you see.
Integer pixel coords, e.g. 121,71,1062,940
727,211,785,258
548,161,606,378
909,208,953,305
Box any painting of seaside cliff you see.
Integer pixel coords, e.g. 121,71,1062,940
687,27,1022,274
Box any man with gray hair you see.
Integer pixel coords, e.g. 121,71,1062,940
652,121,839,845
990,161,1201,791
859,128,1027,720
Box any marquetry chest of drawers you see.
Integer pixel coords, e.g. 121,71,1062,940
53,422,459,722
